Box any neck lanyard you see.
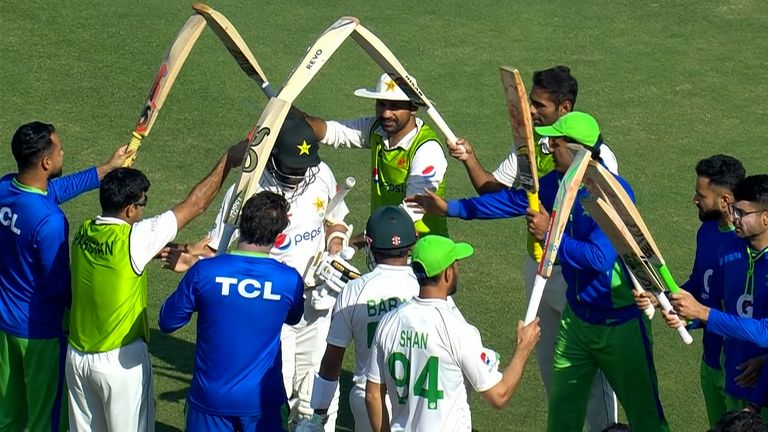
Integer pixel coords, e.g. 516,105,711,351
743,245,768,299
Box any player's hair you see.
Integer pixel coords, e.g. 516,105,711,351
695,155,746,191
11,121,57,171
372,247,410,260
239,191,290,246
99,168,151,214
733,175,768,209
532,65,578,107
412,261,442,286
712,409,767,432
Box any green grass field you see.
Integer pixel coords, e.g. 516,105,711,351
2,1,767,430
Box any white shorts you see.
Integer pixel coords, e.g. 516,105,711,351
65,339,154,432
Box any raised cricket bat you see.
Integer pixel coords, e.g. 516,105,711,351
124,14,207,167
524,148,591,324
216,17,360,253
191,3,277,98
351,24,459,146
327,176,356,217
499,66,542,262
584,161,683,297
581,195,693,344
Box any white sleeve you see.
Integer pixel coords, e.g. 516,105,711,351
599,144,619,175
326,289,353,348
129,211,178,273
207,183,239,251
402,140,448,222
319,163,349,223
320,117,377,149
491,151,519,187
456,324,503,392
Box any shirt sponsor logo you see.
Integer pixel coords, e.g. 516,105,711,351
274,227,323,251
421,165,436,180
0,206,21,235
216,276,281,300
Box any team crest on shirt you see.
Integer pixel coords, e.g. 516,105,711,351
421,165,436,180
737,293,754,318
397,157,407,167
314,197,325,213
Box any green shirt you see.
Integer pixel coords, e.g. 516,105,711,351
69,219,148,352
369,121,448,236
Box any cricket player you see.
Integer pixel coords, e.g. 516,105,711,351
409,112,669,431
159,191,304,431
0,121,130,432
204,113,350,431
65,141,246,431
301,206,419,431
446,66,618,432
669,175,768,412
637,154,745,427
299,73,449,237
365,235,541,431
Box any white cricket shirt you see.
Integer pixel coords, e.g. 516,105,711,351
327,264,419,389
367,297,502,431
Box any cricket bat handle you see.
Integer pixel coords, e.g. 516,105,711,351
524,275,547,324
526,191,543,262
262,82,278,99
122,132,143,167
625,266,656,320
654,291,693,345
216,223,237,255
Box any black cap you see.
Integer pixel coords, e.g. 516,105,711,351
365,206,417,251
272,112,321,169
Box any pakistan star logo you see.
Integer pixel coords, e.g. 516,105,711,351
297,140,311,156
385,79,397,92
314,197,325,212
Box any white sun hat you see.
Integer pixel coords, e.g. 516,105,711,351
353,73,412,101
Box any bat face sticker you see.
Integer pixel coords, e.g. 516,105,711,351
135,64,168,134
243,126,270,173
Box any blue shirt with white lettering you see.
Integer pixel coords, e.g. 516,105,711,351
681,221,735,370
158,251,304,416
0,169,100,339
714,237,768,401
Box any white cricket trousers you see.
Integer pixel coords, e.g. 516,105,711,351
523,255,617,432
65,339,154,432
282,299,339,432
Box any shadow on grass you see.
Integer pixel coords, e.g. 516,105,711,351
155,421,183,432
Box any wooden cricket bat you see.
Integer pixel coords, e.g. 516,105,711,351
191,3,277,98
581,195,693,344
584,161,683,296
350,24,458,146
216,17,359,253
499,66,542,262
124,14,206,167
524,148,591,324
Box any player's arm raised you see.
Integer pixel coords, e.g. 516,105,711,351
479,319,541,409
171,140,247,230
448,137,507,194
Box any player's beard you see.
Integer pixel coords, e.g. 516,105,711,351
448,275,458,296
697,206,722,222
49,167,63,180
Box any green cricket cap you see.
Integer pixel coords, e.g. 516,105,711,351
411,236,474,277
534,112,601,148
272,112,321,169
